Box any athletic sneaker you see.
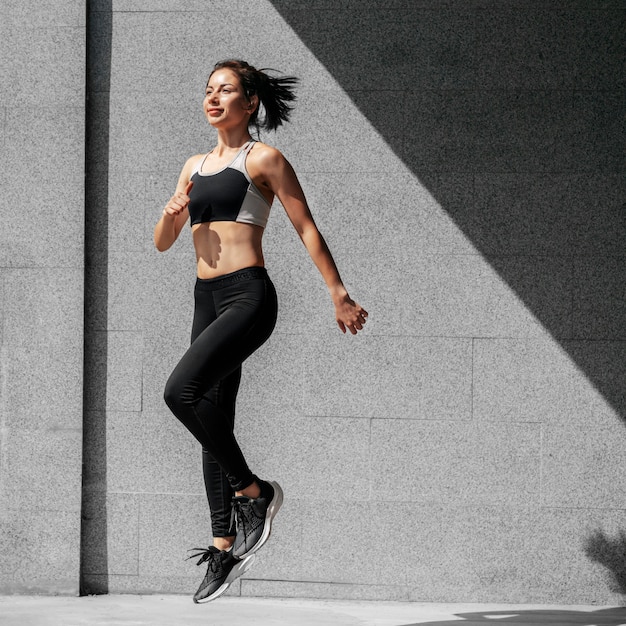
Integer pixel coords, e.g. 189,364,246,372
232,480,283,559
187,546,255,604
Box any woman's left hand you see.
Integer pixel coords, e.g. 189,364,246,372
334,295,368,335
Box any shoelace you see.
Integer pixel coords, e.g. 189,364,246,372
232,498,257,539
187,547,219,572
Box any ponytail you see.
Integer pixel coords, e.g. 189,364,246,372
210,59,299,133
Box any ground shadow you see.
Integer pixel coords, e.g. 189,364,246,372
269,2,626,420
80,0,112,595
585,530,626,596
399,606,626,625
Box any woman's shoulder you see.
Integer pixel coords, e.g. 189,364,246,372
185,152,207,167
180,152,206,176
248,141,286,168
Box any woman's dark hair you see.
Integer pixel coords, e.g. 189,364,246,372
210,59,298,133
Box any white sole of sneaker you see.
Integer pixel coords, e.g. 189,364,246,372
239,480,284,559
194,553,256,604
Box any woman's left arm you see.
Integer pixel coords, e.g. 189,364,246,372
260,147,368,334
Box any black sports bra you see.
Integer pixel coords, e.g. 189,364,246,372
187,141,271,228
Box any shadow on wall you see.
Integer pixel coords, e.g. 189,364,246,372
269,2,626,419
80,0,113,595
399,607,626,626
585,530,626,596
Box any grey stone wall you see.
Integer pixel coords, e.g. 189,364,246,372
0,1,86,594
2,0,625,605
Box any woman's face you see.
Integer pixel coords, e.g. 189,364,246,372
204,68,256,129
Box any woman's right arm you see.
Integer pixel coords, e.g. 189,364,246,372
153,157,197,252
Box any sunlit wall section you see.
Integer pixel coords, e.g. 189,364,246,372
0,1,86,594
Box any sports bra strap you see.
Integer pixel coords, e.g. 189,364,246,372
192,142,255,177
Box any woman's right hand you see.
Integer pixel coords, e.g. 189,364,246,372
163,180,193,218
155,179,194,252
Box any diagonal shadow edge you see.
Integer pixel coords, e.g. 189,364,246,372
269,2,626,422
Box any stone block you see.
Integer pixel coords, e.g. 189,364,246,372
564,10,626,90
474,9,581,90
402,90,476,173
238,414,370,502
268,258,327,334
560,91,626,173
82,411,107,492
108,12,151,96
286,171,476,259
81,491,139,576
0,0,84,28
4,107,84,180
142,11,238,92
0,27,84,105
106,171,151,258
372,501,626,604
280,85,406,175
569,174,626,255
542,423,626,509
3,427,82,512
303,334,472,420
84,330,144,412
472,174,575,256
370,419,541,505
268,7,476,91
137,494,214,579
110,0,240,10
106,410,201,495
1,269,84,429
104,255,148,332
87,9,113,94
141,251,196,331
470,173,626,258
251,498,378,585
332,252,570,339
108,94,206,177
473,90,569,174
2,342,84,430
474,338,626,425
0,161,84,269
415,253,572,338
0,509,80,594
207,3,345,93
84,264,108,333
573,256,626,340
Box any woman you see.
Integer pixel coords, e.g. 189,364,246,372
154,59,367,603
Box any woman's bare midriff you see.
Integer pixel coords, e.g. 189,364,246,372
192,221,265,279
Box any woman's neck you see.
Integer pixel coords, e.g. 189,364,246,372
213,129,253,154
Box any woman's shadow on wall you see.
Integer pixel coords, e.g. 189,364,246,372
399,606,626,626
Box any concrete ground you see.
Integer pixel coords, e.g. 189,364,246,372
1,596,626,626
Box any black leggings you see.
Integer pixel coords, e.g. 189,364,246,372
163,266,278,537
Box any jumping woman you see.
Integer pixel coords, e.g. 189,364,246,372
154,59,367,603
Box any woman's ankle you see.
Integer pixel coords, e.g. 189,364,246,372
236,480,261,499
213,536,235,552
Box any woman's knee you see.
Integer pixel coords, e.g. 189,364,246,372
163,375,184,413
